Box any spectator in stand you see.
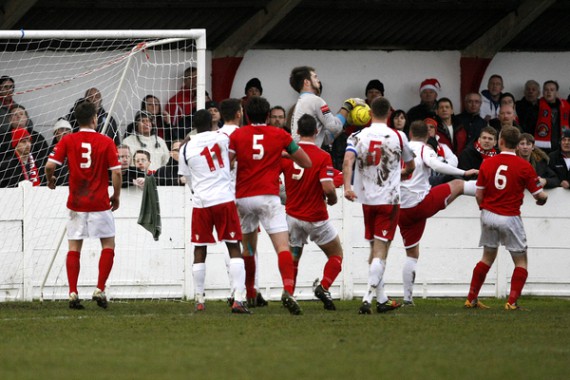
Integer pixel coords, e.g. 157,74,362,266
455,92,486,146
407,78,440,126
125,95,176,148
0,128,41,188
46,119,73,186
389,110,407,132
205,100,222,130
122,110,170,171
155,139,185,186
534,80,570,154
424,117,459,186
480,74,504,121
127,149,153,189
0,104,50,168
548,129,570,189
518,133,560,189
364,79,385,105
116,144,134,188
516,80,541,135
66,88,120,145
241,78,262,125
489,104,522,136
0,76,16,126
435,98,467,155
458,126,498,171
166,66,196,128
269,106,288,132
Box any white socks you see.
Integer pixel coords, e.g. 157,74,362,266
402,256,418,302
229,258,246,302
363,258,386,304
193,262,206,301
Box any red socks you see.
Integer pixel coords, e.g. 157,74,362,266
66,251,81,295
278,251,295,294
467,261,491,302
321,255,343,290
292,260,300,294
97,248,115,291
508,267,528,305
243,255,257,299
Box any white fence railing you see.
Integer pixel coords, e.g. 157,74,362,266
1,183,568,302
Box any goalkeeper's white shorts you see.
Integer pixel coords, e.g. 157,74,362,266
478,209,527,255
67,210,116,240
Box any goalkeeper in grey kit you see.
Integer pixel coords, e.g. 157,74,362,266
289,66,365,147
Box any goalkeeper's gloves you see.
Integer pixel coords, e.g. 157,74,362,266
342,98,366,112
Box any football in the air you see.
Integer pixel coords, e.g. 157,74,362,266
348,104,371,126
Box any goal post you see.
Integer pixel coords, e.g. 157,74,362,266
0,30,206,302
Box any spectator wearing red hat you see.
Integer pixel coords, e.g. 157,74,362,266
0,128,41,187
407,78,441,132
0,104,50,169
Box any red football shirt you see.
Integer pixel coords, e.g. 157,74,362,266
49,129,121,212
476,152,543,216
281,142,334,222
229,124,293,199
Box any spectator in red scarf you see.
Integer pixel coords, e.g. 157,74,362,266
534,80,570,154
458,126,498,171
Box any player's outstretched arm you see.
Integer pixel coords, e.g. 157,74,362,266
110,169,122,211
44,161,57,190
342,151,356,201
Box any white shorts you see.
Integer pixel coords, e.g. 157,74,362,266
236,195,288,234
67,210,116,240
479,209,527,255
287,215,338,247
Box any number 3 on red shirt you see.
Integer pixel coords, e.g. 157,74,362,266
366,140,382,166
80,142,92,169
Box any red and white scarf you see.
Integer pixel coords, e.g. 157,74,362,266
534,98,570,149
474,141,497,160
16,152,40,186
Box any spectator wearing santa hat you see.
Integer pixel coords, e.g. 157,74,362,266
407,78,441,135
0,128,41,187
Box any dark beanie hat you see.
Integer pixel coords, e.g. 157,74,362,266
365,79,384,96
245,78,263,95
205,100,219,110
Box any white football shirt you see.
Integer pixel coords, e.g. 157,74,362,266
178,131,234,208
346,123,414,205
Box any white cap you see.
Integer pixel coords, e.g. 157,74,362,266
53,119,72,132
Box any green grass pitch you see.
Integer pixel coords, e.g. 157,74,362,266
1,297,569,380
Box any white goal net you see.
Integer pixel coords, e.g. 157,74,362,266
0,30,206,302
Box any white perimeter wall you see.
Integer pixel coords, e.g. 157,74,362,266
1,184,569,302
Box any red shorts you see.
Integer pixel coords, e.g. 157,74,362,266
191,201,243,245
362,204,400,242
398,183,451,248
